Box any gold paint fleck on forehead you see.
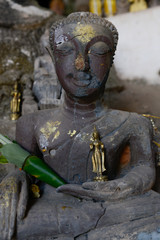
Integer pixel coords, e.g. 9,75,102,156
73,24,96,43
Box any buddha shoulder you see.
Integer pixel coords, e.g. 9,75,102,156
101,109,152,133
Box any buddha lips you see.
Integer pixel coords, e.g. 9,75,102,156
0,134,66,188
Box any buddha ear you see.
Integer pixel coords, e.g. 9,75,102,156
46,46,55,64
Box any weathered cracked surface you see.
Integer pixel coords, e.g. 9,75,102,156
16,185,104,239
74,203,106,240
15,187,160,239
76,190,160,240
78,214,160,240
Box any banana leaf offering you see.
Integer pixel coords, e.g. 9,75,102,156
0,134,66,188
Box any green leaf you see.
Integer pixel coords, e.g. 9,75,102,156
0,134,12,145
0,155,8,164
0,143,30,168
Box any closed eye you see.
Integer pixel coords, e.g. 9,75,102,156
89,49,110,56
55,42,74,55
88,42,111,56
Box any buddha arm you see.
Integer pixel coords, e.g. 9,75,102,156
101,114,155,198
0,163,29,240
0,114,43,239
121,115,155,193
16,113,42,157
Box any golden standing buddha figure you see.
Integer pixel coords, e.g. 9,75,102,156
10,82,21,120
90,126,107,181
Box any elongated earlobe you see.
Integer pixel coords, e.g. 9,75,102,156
46,46,55,64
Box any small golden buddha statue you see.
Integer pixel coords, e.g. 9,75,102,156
90,126,107,181
10,82,21,121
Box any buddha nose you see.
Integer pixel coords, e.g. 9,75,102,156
75,53,89,71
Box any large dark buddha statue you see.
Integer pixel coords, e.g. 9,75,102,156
0,12,157,240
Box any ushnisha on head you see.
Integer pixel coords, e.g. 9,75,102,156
49,12,118,100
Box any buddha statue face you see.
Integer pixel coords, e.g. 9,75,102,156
50,14,117,101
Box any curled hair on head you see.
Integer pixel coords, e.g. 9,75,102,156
49,12,118,54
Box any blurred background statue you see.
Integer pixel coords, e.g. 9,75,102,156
10,82,21,120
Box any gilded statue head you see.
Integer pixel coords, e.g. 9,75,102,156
49,12,118,101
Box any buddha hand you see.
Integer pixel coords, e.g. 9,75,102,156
57,179,134,201
57,166,155,201
0,164,29,240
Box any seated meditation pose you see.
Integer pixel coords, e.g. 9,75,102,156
0,12,156,240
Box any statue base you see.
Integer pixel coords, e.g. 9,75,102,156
94,175,108,182
10,113,19,121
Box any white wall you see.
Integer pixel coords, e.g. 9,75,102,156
108,7,160,84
